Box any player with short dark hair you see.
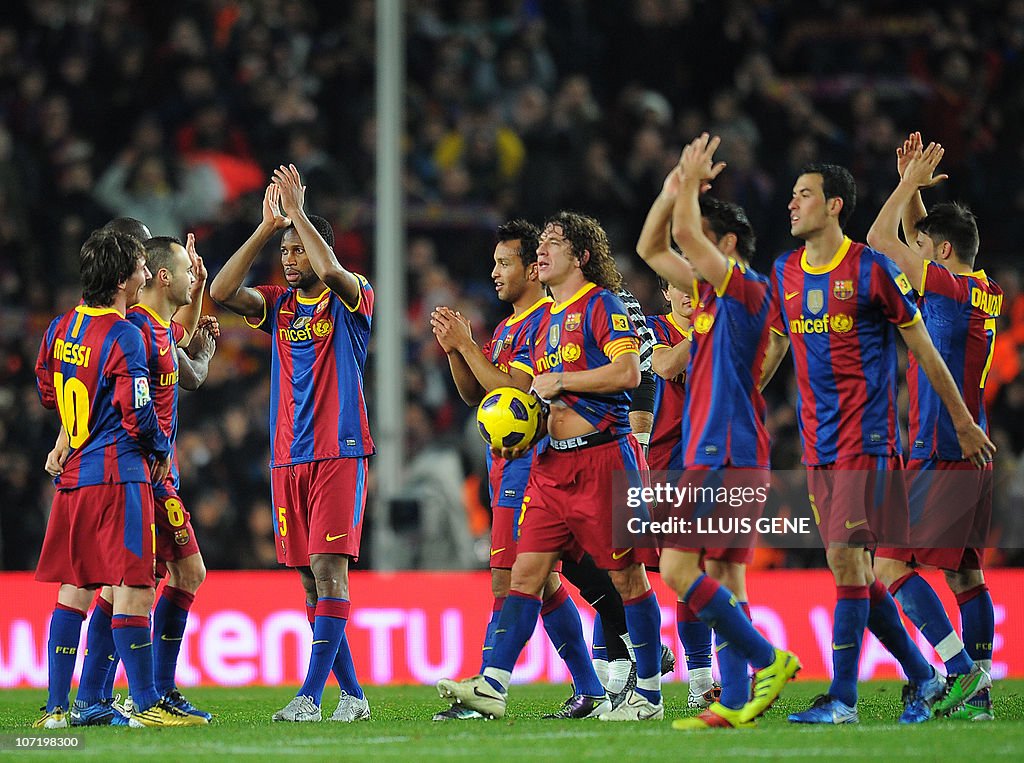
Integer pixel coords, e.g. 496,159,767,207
34,229,201,728
868,134,998,720
636,134,800,730
764,157,995,725
210,166,373,723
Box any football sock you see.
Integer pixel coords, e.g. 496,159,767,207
481,597,505,673
77,597,115,706
102,653,120,700
306,602,363,699
958,584,994,699
46,604,86,712
540,585,605,697
299,598,349,705
606,658,633,694
829,586,869,707
717,601,753,710
623,589,662,704
152,586,194,695
112,614,160,711
684,575,774,669
889,573,972,676
562,555,630,661
676,600,713,674
591,613,608,686
483,590,541,693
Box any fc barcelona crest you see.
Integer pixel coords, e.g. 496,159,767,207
833,280,854,300
565,312,582,332
548,323,560,348
807,289,824,315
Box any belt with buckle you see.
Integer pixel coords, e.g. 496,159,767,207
548,429,619,452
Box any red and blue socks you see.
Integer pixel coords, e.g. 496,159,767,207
152,586,194,696
299,598,350,705
112,614,160,711
623,589,662,704
540,586,605,698
684,575,774,669
889,573,972,676
829,585,869,707
46,603,86,712
865,578,934,682
77,597,115,705
305,601,364,700
483,590,542,693
958,584,994,699
717,601,753,710
480,597,505,673
677,600,713,688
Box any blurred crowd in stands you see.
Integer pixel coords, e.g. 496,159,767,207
2,0,1024,571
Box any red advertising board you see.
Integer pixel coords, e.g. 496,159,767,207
0,569,1019,687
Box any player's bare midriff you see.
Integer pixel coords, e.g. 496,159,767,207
547,402,598,440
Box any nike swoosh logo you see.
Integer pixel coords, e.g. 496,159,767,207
159,346,169,355
312,639,330,645
844,519,868,530
832,643,856,650
785,291,800,301
490,547,506,557
473,687,501,700
160,635,183,642
129,642,152,650
715,641,730,652
326,532,348,541
611,548,632,560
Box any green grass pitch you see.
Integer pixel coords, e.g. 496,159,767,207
2,681,1023,761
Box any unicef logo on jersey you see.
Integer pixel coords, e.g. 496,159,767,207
278,314,332,343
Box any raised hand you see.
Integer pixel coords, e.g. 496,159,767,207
661,164,685,198
262,184,292,230
896,131,923,178
679,133,727,186
903,142,949,190
272,164,306,218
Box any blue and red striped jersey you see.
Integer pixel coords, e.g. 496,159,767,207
246,279,375,467
530,283,639,437
127,304,186,493
683,260,772,469
910,262,1002,460
35,305,170,488
483,296,551,508
771,237,921,466
646,312,687,471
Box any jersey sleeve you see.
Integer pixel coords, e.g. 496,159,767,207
648,316,672,349
768,274,787,336
921,261,969,301
509,322,536,377
108,324,171,459
342,274,374,319
718,258,771,316
34,317,61,410
244,285,287,333
871,252,921,328
171,320,187,344
618,288,654,372
591,291,640,361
